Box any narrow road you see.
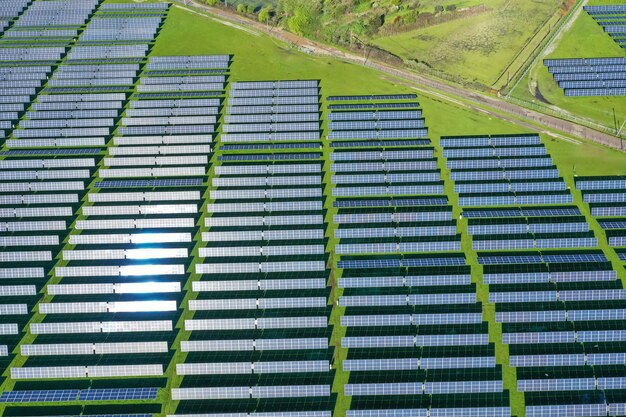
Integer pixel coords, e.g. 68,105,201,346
175,0,624,151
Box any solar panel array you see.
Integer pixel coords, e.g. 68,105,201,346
1,2,625,416
442,134,626,415
330,98,508,417
167,79,333,417
442,134,571,208
2,0,97,49
585,5,626,51
0,0,111,401
0,1,171,414
0,141,85,399
544,57,626,96
576,176,626,263
17,52,227,410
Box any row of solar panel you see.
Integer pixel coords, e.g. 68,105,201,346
474,237,597,250
455,181,566,193
565,87,626,96
0,388,158,403
458,194,573,207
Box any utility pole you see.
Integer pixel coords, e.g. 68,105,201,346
617,117,626,151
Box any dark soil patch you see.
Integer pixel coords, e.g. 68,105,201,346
534,82,552,105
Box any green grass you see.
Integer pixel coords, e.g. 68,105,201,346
510,0,626,132
371,0,562,88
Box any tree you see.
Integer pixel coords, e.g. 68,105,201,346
258,7,272,23
236,3,246,13
246,4,255,13
434,4,444,13
278,0,322,36
205,0,217,5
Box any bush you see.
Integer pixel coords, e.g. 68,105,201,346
281,0,322,36
236,3,246,13
434,5,443,13
446,4,456,11
258,7,272,23
246,4,255,13
205,0,217,5
402,9,418,24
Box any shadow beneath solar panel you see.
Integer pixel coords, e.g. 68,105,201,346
4,405,84,417
3,403,163,417
174,393,338,415
12,376,167,392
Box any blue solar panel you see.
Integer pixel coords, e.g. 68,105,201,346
584,193,626,203
221,143,319,151
329,129,428,140
329,119,425,130
478,253,606,264
95,179,203,188
219,153,321,161
576,178,626,190
338,257,465,269
565,87,626,97
0,390,80,403
330,139,430,148
329,110,422,121
463,207,580,218
585,5,626,13
328,94,416,101
328,102,420,110
560,79,626,89
333,197,447,208
0,149,102,156
78,388,158,401
600,220,626,229
554,71,626,81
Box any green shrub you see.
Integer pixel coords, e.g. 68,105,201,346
258,7,272,23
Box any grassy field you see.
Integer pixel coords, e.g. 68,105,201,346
371,0,562,89
509,0,626,132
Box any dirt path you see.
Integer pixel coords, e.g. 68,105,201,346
173,0,623,151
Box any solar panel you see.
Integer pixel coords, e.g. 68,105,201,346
338,257,465,269
186,317,326,331
328,94,416,101
78,388,159,401
196,261,325,274
348,410,427,417
231,80,318,89
56,264,185,277
0,390,80,403
31,321,172,334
